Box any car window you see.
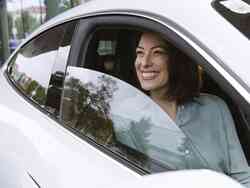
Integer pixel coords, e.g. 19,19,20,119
61,67,207,172
8,22,74,108
60,28,208,173
45,22,77,117
58,16,250,187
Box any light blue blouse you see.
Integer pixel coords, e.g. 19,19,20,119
176,94,250,187
114,94,250,187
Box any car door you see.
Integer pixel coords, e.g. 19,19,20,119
60,13,250,185
2,10,250,188
2,18,138,188
1,20,79,187
61,15,207,173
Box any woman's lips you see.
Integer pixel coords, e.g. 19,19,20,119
141,71,159,80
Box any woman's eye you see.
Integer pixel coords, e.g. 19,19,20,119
136,50,144,57
154,50,165,55
153,49,167,57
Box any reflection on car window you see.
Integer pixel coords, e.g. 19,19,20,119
8,24,68,106
212,0,250,39
97,40,117,55
60,25,250,186
61,67,207,172
45,22,77,117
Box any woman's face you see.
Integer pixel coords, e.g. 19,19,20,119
135,32,170,92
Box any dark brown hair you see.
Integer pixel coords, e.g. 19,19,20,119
135,32,202,105
164,43,202,105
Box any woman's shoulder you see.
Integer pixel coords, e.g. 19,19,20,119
182,94,232,128
191,93,229,112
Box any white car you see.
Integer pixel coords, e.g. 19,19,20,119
0,0,249,187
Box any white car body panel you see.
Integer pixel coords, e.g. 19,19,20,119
0,0,249,187
0,70,139,187
113,170,244,188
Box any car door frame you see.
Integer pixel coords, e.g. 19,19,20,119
68,11,250,116
65,11,250,163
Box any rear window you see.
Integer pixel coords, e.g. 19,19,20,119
212,0,250,39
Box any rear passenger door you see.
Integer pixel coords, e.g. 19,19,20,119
5,21,80,187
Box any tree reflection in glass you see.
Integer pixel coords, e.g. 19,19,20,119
9,60,47,106
63,74,118,145
62,67,206,172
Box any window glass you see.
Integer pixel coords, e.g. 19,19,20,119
212,0,250,39
61,27,250,186
61,28,207,172
59,21,250,188
97,40,117,55
62,67,205,172
8,24,68,107
45,22,77,116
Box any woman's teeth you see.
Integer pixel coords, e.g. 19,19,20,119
142,72,158,79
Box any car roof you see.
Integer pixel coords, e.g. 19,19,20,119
24,0,250,92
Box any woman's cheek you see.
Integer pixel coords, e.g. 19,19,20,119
135,60,140,71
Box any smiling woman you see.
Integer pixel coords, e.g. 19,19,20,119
134,32,201,118
133,31,250,186
3,1,250,187
69,27,250,186
135,33,170,94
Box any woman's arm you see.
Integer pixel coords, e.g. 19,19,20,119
219,99,250,187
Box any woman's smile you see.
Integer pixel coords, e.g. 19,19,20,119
141,71,159,80
135,32,169,92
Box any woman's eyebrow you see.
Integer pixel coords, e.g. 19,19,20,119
151,45,167,50
136,46,144,49
136,45,167,50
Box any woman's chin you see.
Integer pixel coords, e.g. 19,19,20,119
140,81,168,94
140,83,157,91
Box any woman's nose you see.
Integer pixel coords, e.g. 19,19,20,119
141,53,152,67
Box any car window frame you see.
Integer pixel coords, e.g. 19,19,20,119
45,21,79,119
211,0,250,40
69,13,250,114
63,13,250,173
5,20,78,120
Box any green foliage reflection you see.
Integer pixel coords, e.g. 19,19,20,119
63,75,118,145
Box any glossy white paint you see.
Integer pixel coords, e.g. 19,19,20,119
0,154,39,188
115,170,244,188
25,0,250,89
0,0,249,187
0,70,139,187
